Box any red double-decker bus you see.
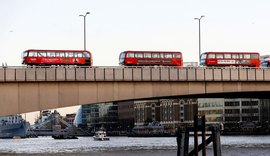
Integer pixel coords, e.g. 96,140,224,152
22,49,92,66
200,52,260,67
119,51,183,66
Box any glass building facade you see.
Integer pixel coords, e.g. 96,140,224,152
198,98,224,122
74,102,118,132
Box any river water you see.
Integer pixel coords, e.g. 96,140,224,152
0,136,270,156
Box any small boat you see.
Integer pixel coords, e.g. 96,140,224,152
93,128,109,141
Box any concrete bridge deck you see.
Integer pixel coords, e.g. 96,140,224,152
1,66,270,116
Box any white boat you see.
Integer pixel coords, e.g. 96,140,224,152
93,129,109,141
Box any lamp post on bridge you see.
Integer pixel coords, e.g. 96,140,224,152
194,15,205,65
79,12,90,51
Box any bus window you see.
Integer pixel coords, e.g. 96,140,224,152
135,53,143,58
216,54,223,59
77,53,83,57
164,53,172,58
152,53,160,58
160,53,164,58
29,51,37,57
208,54,215,59
127,52,134,58
239,54,243,59
201,53,207,60
83,52,90,58
119,52,125,64
38,52,46,57
224,54,231,59
66,52,74,57
59,52,65,57
244,54,250,59
174,53,181,58
48,52,55,57
251,54,259,59
200,53,207,66
144,53,151,58
232,54,239,59
23,51,29,57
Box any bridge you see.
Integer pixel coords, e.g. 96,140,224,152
1,66,270,116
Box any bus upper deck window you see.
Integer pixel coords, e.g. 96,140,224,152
232,54,239,59
60,52,65,57
160,53,164,58
164,53,172,58
216,54,223,59
152,53,160,58
244,54,251,59
29,52,37,57
135,53,143,58
127,52,134,58
48,52,55,57
251,54,259,59
78,53,83,57
174,53,181,58
144,53,151,58
224,54,231,59
208,54,215,58
37,52,46,57
239,54,243,59
66,52,74,57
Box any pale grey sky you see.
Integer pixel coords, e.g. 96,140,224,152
1,0,270,123
1,0,270,67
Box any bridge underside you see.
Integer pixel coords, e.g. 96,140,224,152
0,81,270,116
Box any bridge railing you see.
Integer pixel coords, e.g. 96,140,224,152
0,66,269,82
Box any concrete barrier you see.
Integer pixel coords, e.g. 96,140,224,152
1,67,270,82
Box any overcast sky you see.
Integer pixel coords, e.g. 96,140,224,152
1,0,270,122
1,0,270,67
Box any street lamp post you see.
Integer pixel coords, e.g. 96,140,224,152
194,15,205,64
79,12,90,51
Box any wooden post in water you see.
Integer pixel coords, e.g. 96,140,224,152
176,115,222,156
194,115,198,156
202,116,206,156
212,126,222,156
176,127,189,156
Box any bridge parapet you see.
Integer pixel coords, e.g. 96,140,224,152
0,66,270,82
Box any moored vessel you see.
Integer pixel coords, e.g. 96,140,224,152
0,115,29,139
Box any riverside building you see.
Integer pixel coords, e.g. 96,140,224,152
74,98,270,134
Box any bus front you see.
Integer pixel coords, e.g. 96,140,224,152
21,50,29,65
119,52,126,65
200,52,207,66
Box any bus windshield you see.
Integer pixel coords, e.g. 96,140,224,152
22,51,28,58
83,52,90,58
200,53,207,66
119,52,125,64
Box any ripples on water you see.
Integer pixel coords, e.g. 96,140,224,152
0,137,176,155
1,136,270,155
